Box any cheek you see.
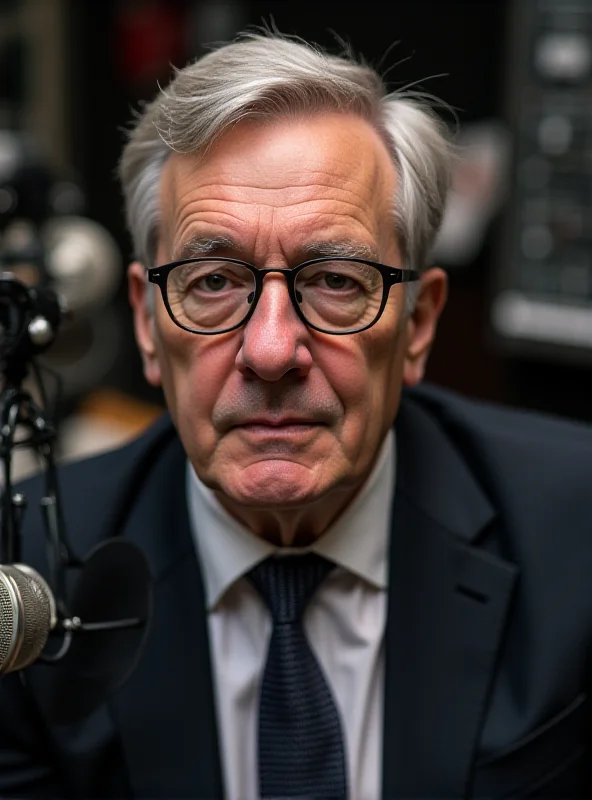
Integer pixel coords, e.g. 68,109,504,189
319,326,403,443
154,321,238,455
364,301,409,427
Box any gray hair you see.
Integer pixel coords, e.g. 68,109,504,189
118,32,453,310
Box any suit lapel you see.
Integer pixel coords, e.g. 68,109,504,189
108,435,224,799
382,396,518,799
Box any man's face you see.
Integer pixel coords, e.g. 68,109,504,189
129,113,446,537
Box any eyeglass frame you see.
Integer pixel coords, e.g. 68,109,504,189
147,256,420,336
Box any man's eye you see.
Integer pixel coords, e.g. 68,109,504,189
323,273,351,290
199,274,228,292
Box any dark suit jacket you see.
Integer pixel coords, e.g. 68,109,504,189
0,384,591,798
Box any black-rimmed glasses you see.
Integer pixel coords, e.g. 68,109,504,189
148,257,419,335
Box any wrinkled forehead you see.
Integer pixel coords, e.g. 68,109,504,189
156,113,399,261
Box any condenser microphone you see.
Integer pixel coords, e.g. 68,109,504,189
0,539,152,724
0,563,57,674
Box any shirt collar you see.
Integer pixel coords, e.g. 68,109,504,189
186,430,395,609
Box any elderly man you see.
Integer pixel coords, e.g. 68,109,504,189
1,32,591,800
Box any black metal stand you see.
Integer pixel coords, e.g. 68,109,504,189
0,373,81,611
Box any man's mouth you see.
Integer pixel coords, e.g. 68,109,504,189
231,419,326,439
234,418,323,428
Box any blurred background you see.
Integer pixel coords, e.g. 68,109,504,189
1,0,592,473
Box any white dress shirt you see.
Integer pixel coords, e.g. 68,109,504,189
186,431,395,800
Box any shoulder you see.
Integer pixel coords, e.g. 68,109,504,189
401,385,592,598
404,383,592,460
19,412,178,495
402,384,592,552
17,412,182,563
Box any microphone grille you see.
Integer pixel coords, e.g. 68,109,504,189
0,577,16,668
0,566,53,674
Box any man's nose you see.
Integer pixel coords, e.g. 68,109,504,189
235,274,313,381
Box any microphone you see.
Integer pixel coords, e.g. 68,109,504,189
0,563,57,674
0,540,152,724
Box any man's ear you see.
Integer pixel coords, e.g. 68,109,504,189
402,267,448,387
127,261,162,387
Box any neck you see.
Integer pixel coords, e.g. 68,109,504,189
215,483,362,547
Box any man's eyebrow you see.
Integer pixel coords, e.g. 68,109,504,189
174,235,237,260
301,240,380,262
173,236,380,263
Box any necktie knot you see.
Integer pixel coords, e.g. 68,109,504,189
248,553,334,623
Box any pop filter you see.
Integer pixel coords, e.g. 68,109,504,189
32,538,152,725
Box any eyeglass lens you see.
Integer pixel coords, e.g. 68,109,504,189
166,260,385,333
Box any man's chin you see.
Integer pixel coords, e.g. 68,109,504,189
214,458,332,510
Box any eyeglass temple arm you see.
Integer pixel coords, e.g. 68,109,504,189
391,268,421,283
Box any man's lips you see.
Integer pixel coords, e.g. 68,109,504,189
230,420,326,443
231,418,324,429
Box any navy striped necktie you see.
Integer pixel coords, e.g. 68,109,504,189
248,554,348,799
